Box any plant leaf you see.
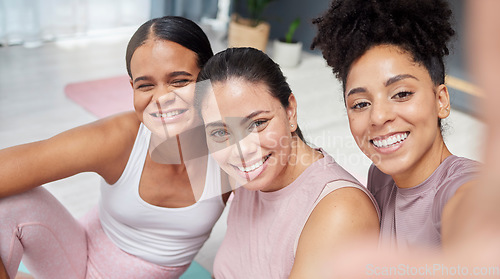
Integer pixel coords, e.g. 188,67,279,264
285,17,301,43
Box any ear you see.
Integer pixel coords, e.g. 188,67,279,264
286,93,298,132
436,84,451,119
129,79,134,89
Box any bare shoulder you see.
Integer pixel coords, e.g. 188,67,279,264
55,112,140,164
301,184,380,245
312,186,379,227
77,112,140,154
441,180,477,247
89,111,140,137
290,185,379,278
46,111,142,184
0,111,142,197
85,112,141,180
442,179,475,213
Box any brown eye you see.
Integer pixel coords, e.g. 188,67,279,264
351,101,370,110
171,79,191,87
392,91,414,100
136,84,153,89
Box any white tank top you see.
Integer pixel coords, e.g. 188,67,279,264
99,123,225,267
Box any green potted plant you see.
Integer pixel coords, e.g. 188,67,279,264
273,17,302,67
228,0,275,51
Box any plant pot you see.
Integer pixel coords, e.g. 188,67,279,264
228,14,270,52
272,39,303,67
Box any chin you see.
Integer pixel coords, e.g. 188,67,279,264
374,160,408,177
227,170,266,191
240,180,267,191
149,125,178,138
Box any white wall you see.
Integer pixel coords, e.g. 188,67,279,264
0,0,151,47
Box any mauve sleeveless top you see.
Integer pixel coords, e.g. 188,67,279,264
367,155,479,251
213,149,379,278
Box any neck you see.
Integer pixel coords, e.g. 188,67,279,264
265,137,322,192
146,126,210,201
393,136,452,188
149,125,208,165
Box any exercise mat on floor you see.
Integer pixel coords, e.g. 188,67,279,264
64,75,134,118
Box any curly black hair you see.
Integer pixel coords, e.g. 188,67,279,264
311,0,455,91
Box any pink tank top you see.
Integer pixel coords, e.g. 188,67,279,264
213,149,379,278
368,155,479,251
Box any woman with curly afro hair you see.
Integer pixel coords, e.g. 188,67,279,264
312,0,480,252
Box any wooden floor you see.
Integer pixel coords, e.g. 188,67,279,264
0,25,485,272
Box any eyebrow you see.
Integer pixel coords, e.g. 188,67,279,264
385,74,419,86
204,110,270,129
346,74,419,97
346,87,367,97
133,71,193,84
242,110,269,124
205,121,226,130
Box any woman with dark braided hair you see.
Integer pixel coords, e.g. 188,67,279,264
312,0,480,252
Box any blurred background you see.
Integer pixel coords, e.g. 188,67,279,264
0,0,478,114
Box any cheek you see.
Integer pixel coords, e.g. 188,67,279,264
347,113,374,154
176,84,197,106
211,147,232,169
133,92,150,110
260,124,292,151
259,131,280,150
406,91,439,118
347,114,365,140
399,101,434,126
133,93,151,120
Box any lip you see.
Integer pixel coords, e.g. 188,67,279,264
231,153,271,182
147,108,188,124
370,131,410,154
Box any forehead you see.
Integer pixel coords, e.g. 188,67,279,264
201,78,282,119
130,40,199,76
346,45,430,86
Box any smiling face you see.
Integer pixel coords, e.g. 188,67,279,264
345,44,451,187
130,39,201,138
200,78,298,192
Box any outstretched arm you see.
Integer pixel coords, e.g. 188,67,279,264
0,258,9,279
290,186,380,279
0,112,139,198
441,180,477,250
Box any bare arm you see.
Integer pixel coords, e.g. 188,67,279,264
0,258,8,279
289,186,380,279
438,0,500,264
0,112,140,198
441,181,477,251
465,0,500,231
442,0,500,250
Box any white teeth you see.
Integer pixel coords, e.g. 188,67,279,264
372,132,409,148
152,110,183,118
237,155,269,173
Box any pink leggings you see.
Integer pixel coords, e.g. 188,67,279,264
0,187,189,278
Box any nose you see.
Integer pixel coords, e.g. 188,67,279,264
153,87,176,107
370,100,396,127
231,131,261,164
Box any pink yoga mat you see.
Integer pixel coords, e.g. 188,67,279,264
64,75,134,118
